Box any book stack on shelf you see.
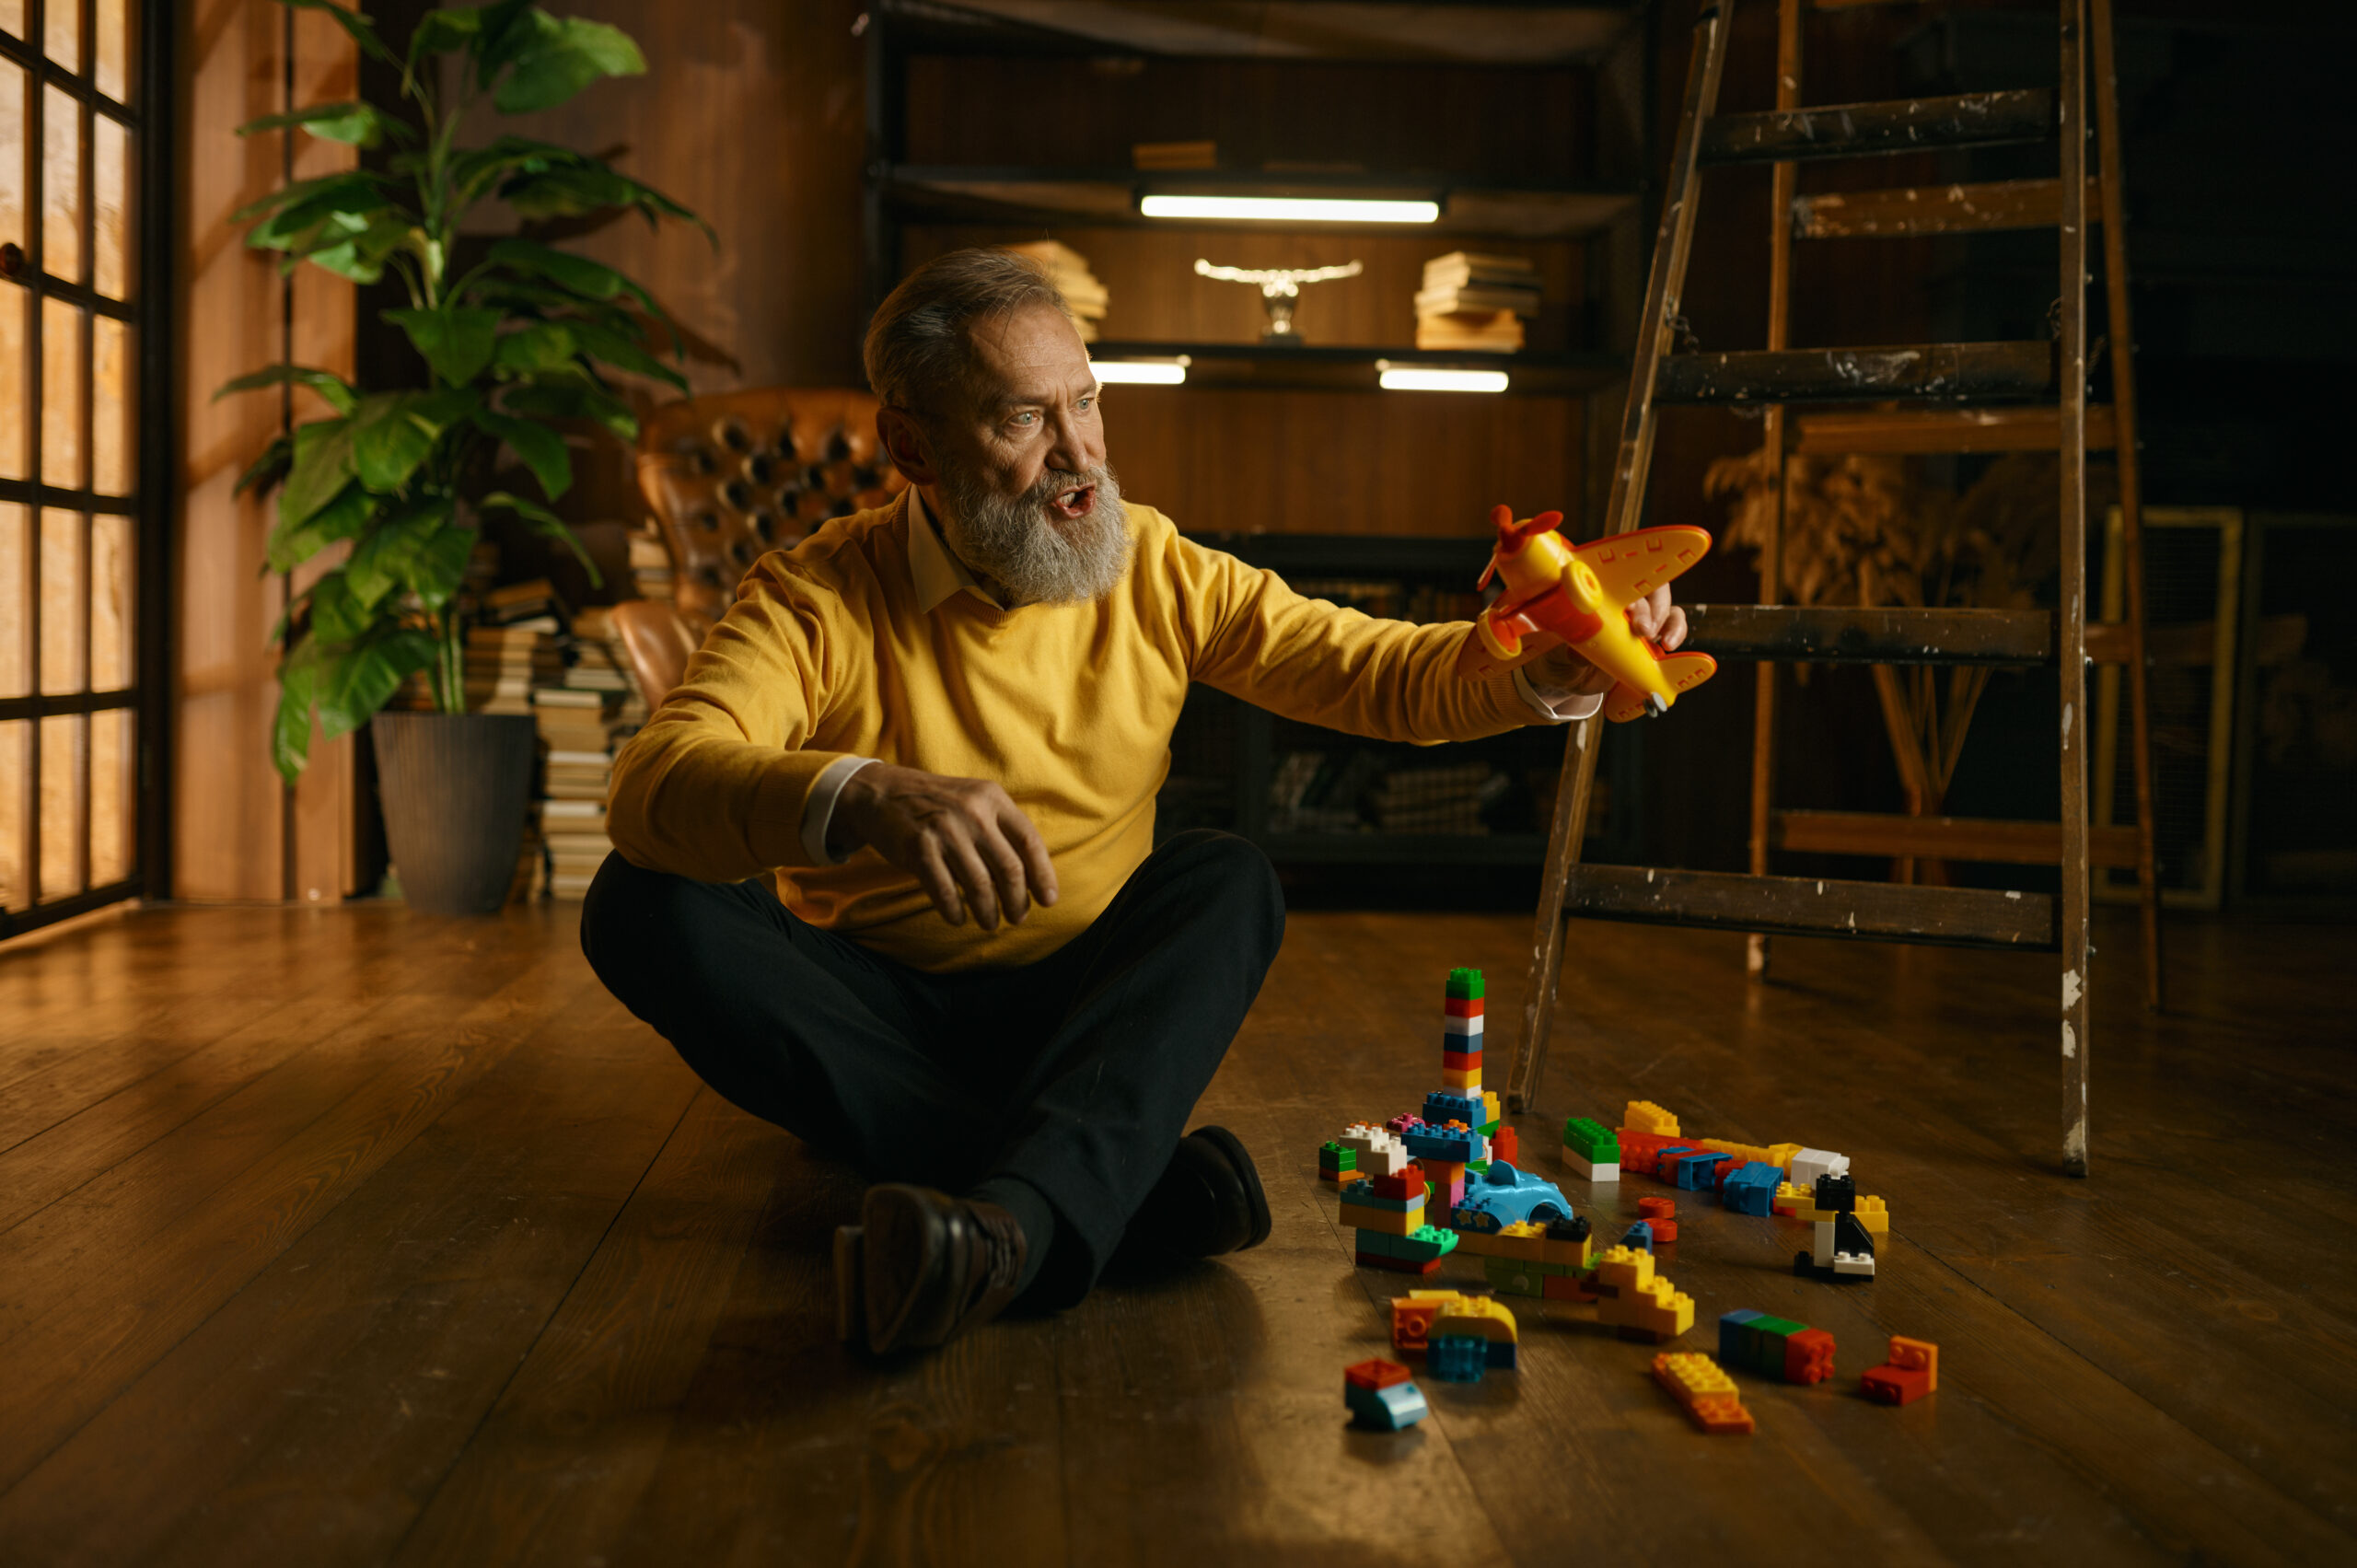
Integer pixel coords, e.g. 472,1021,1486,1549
467,623,563,715
627,526,675,602
1413,252,1540,353
1004,239,1108,342
1370,761,1505,836
532,607,652,900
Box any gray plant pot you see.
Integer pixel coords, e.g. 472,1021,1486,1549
371,711,539,915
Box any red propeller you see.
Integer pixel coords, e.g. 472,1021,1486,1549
1476,505,1565,591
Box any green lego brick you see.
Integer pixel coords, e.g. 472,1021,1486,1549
1483,1256,1546,1297
1562,1117,1622,1161
1446,967,1484,1000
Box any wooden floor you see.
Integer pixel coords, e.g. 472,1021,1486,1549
0,900,2351,1566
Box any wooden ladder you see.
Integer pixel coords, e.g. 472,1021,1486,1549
1503,0,2160,1178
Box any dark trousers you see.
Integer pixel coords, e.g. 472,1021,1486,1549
579,830,1285,1305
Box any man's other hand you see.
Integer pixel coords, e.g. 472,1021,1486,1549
1526,584,1691,700
830,763,1059,929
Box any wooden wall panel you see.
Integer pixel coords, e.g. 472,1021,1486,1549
174,1,357,902
1107,387,1584,540
904,223,1588,354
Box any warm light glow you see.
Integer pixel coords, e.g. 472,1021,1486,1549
1140,194,1441,224
1091,360,1189,386
1379,367,1510,393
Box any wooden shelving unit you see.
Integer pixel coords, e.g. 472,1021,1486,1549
860,0,1659,867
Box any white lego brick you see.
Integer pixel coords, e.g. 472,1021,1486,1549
1790,1148,1849,1188
1831,1253,1876,1278
1443,1014,1483,1038
1560,1151,1621,1183
1812,1218,1836,1268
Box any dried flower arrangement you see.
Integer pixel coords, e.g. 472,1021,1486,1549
1704,442,2114,829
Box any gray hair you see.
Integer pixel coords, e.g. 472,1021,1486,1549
863,248,1072,417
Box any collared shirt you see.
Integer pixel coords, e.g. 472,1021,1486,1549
798,488,1600,864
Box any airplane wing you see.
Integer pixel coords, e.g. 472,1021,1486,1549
1602,651,1719,723
1573,526,1713,609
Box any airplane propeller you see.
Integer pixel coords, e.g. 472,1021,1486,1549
1476,505,1565,591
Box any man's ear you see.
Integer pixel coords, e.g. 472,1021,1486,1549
876,406,940,487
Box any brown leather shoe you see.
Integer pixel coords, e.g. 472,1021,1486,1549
856,1184,1028,1354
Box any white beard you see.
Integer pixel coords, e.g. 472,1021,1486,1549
935,459,1133,606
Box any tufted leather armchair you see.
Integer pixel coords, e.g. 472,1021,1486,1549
634,387,908,622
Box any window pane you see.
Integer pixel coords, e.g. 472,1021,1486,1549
39,712,82,899
1,2,22,41
96,0,129,103
89,705,130,886
2,65,22,256
94,115,128,298
89,508,130,689
40,505,83,694
45,0,76,70
0,502,24,696
43,85,82,283
0,719,25,911
41,296,81,486
93,314,129,494
0,285,22,481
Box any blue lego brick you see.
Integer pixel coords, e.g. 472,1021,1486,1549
1346,1379,1429,1431
1486,1339,1516,1371
1401,1123,1484,1163
1619,1219,1655,1254
1422,1091,1485,1128
1353,1226,1407,1259
1719,1308,1764,1365
1341,1189,1420,1214
1668,1150,1736,1191
1427,1335,1487,1383
1721,1161,1782,1216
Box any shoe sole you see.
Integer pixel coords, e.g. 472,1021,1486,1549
862,1184,944,1354
1191,1125,1272,1250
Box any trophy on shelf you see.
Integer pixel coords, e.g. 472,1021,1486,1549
1193,258,1364,343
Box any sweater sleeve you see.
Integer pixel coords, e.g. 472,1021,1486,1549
605,558,862,881
1167,528,1533,744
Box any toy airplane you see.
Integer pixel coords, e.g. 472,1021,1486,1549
1455,505,1718,722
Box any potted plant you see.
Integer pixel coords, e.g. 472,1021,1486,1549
224,0,704,913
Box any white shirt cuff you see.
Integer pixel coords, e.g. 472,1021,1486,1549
1512,667,1606,724
801,756,879,865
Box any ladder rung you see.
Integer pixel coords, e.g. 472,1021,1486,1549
1655,341,2052,406
1794,177,2101,238
1562,865,2058,951
1793,405,2115,455
1699,89,2054,166
1683,606,2058,665
1772,810,2139,867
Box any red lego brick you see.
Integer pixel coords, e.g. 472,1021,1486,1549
1443,1049,1480,1072
1492,1126,1519,1164
1639,1197,1678,1221
1345,1357,1413,1390
1784,1327,1837,1385
1862,1365,1933,1404
1371,1168,1423,1201
1444,996,1485,1018
1358,1249,1444,1275
1541,1272,1597,1302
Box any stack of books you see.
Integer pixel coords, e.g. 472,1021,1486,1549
533,607,653,900
1369,761,1505,836
1004,239,1109,343
1413,251,1540,352
466,624,563,714
627,527,674,603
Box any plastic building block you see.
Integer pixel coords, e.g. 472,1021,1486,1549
1542,1271,1596,1302
1418,1156,1468,1208
1717,1308,1764,1365
1422,1091,1486,1130
1619,1219,1655,1254
1400,1120,1484,1166
1623,1099,1681,1137
1720,1161,1782,1216
1861,1335,1937,1405
1541,1215,1594,1268
1370,1167,1424,1202
1442,1048,1480,1072
1633,1195,1678,1243
1340,1122,1412,1179
1813,1172,1858,1213
1446,966,1484,1000
1652,1353,1756,1434
1667,1150,1736,1191
1345,1378,1429,1430
1784,1327,1836,1385
1772,1181,1890,1234
1560,1117,1622,1181
1318,1141,1356,1184
1427,1334,1488,1382
1591,1245,1695,1342
1391,1292,1450,1354
1490,1125,1518,1165
1432,1294,1518,1343
1794,1212,1877,1282
1789,1147,1849,1190
1485,1255,1546,1297
1345,1357,1412,1390
1450,1158,1573,1233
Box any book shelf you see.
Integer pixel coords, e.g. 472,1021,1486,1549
860,0,1659,866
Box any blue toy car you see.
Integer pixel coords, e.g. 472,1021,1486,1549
1448,1159,1574,1233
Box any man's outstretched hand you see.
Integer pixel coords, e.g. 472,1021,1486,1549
829,762,1059,930
1526,583,1691,701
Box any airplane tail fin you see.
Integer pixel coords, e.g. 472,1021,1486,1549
1602,652,1719,723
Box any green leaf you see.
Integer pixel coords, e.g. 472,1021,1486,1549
231,168,395,225
273,641,319,784
482,236,637,301
498,163,703,238
567,319,685,389
235,100,391,148
269,482,375,572
471,411,572,500
407,6,481,64
300,215,421,285
382,305,502,388
307,569,372,644
482,489,602,588
236,434,296,498
350,393,435,492
344,499,445,609
278,418,357,529
499,378,637,441
470,0,545,87
278,0,398,66
493,321,577,375
215,364,359,416
492,15,645,114
318,627,438,741
407,516,479,610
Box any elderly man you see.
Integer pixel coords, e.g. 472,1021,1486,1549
586,248,1686,1355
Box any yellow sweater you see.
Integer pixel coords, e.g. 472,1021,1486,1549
607,493,1539,971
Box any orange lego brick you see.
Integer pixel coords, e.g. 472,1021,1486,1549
1652,1353,1755,1434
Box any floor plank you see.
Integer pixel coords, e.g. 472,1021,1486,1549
0,900,2348,1565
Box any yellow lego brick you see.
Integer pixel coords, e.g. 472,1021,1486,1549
1592,1246,1694,1342
1772,1184,1890,1233
1540,1229,1594,1269
1449,1220,1547,1261
1339,1202,1420,1236
1482,1090,1501,1124
1765,1142,1804,1170
1433,1295,1519,1343
1623,1099,1680,1137
1441,1067,1482,1092
1652,1353,1755,1434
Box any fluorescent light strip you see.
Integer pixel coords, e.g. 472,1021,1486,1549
1379,367,1510,393
1091,360,1188,386
1140,194,1440,224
